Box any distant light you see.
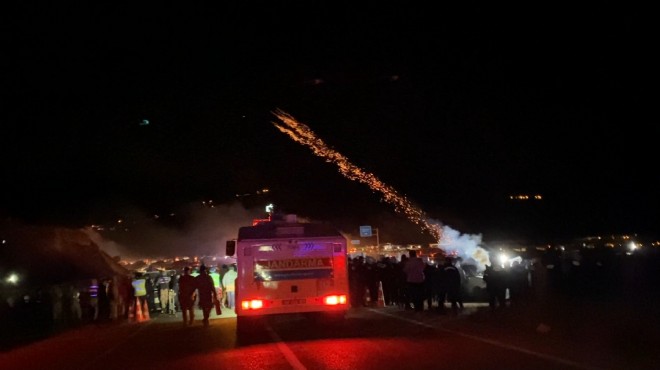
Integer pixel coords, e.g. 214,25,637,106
6,273,19,284
498,254,508,265
117,219,123,224
628,242,637,251
265,204,274,213
1,239,5,244
140,119,150,126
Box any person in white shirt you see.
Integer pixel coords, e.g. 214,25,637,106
221,265,237,310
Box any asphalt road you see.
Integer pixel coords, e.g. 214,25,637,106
0,304,651,370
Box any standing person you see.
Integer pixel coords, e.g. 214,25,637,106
348,257,361,307
353,256,367,307
378,257,396,306
195,265,218,327
118,275,132,319
397,254,411,309
178,267,196,326
168,271,178,315
69,285,82,323
483,264,503,311
107,277,119,320
220,264,229,308
222,264,237,310
423,261,438,310
157,271,171,313
402,250,426,312
97,278,110,321
210,267,221,301
89,279,100,321
435,260,448,313
443,258,463,313
364,257,380,307
131,273,147,321
145,274,156,313
50,285,63,326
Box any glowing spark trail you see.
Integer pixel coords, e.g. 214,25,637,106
272,109,442,240
273,109,492,270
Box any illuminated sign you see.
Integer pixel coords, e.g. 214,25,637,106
256,258,332,270
254,258,334,281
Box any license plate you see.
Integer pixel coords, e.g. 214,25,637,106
282,299,306,305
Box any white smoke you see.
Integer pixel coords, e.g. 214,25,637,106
83,228,128,258
432,221,491,273
83,201,263,260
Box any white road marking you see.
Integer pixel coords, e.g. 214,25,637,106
372,309,605,370
266,323,307,370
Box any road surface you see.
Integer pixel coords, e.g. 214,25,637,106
0,304,649,370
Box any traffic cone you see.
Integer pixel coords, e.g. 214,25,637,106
135,298,144,322
142,299,150,321
377,281,385,308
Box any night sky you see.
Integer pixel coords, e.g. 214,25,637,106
2,4,656,245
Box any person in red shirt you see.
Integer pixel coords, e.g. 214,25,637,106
403,250,426,312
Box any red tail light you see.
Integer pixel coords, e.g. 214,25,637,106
241,299,264,310
323,295,347,305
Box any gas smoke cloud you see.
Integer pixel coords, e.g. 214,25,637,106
431,220,491,272
85,201,263,260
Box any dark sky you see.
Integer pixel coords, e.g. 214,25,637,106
2,3,656,244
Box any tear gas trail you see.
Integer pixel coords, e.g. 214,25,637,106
272,109,491,271
272,109,441,240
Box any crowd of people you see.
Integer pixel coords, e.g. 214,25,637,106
0,263,239,347
0,275,133,348
348,250,531,314
6,245,645,349
130,264,238,327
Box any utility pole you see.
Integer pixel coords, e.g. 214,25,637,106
374,228,379,248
